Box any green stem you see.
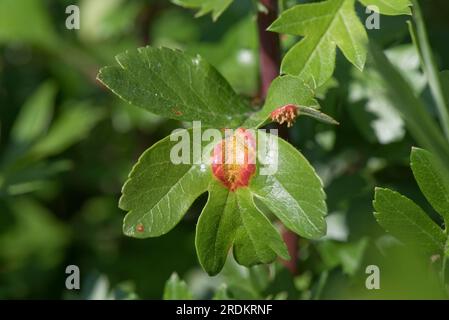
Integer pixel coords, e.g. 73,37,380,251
410,0,449,142
313,271,328,300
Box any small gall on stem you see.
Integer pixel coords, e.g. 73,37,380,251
270,104,299,127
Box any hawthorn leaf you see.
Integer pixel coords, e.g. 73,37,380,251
373,188,446,255
196,182,289,276
195,181,240,275
97,46,251,128
120,128,326,274
243,75,319,128
232,188,290,267
410,147,449,224
359,0,412,15
172,0,233,21
269,0,368,88
250,132,327,239
120,131,211,238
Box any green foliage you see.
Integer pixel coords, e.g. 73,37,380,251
269,0,412,88
0,85,103,197
2,0,449,300
0,0,58,49
0,198,69,268
374,148,449,256
172,0,234,21
369,43,449,165
410,148,449,225
317,238,368,276
269,0,368,88
408,0,449,141
359,0,412,15
196,183,289,275
120,131,211,238
163,273,193,299
117,126,326,275
374,187,446,255
10,82,56,145
97,47,251,128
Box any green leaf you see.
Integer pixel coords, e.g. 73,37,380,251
121,130,211,238
163,273,192,300
297,106,339,125
196,182,289,276
120,129,326,274
410,147,449,225
232,188,290,267
243,75,319,128
97,46,251,128
441,70,449,107
30,103,104,159
11,82,56,145
195,182,240,275
250,132,327,239
373,188,446,255
172,0,233,21
358,0,412,15
269,0,368,88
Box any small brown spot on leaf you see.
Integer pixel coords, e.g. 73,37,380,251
172,108,183,116
136,224,144,232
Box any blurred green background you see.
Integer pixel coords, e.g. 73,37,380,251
0,0,448,299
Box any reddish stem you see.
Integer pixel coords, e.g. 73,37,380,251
257,0,281,98
257,0,299,275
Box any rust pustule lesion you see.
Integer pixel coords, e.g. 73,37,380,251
270,104,299,127
211,128,256,191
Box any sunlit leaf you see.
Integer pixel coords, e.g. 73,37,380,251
359,0,412,15
269,0,368,87
98,47,251,128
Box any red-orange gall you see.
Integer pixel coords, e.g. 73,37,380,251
270,104,299,127
211,128,256,191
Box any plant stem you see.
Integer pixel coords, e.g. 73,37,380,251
257,0,281,98
410,0,449,142
257,0,299,275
